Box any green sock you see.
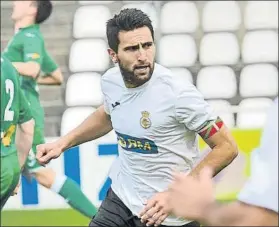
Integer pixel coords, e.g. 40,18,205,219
58,178,98,218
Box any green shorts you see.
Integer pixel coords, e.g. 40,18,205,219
25,127,45,173
1,152,21,209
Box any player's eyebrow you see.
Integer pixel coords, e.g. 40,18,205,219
142,41,153,47
123,42,153,51
123,44,139,51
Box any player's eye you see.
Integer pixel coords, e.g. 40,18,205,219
142,42,153,49
125,46,139,52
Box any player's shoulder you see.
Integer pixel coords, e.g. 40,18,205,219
22,30,42,38
101,65,124,89
102,65,121,79
21,26,44,42
154,63,195,94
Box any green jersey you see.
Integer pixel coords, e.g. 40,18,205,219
41,51,58,75
3,24,58,128
1,55,33,156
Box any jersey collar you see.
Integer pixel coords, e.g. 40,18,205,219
18,24,39,31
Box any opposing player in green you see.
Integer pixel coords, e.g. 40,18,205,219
3,0,98,218
1,55,35,209
22,52,63,179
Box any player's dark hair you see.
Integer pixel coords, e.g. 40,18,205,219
106,8,154,53
33,0,53,24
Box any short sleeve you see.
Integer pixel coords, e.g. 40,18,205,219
103,96,111,115
23,33,43,65
175,82,216,132
41,51,58,74
238,98,278,213
18,89,33,124
101,78,110,115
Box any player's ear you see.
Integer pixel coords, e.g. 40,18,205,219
29,0,38,16
107,48,118,64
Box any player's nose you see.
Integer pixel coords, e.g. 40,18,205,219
137,49,147,61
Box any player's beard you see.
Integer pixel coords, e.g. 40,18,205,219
118,59,154,88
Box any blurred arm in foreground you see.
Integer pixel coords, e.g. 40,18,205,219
168,97,278,226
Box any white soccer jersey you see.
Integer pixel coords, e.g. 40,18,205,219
238,97,278,213
102,63,216,225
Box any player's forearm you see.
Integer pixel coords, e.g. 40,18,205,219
197,201,247,225
37,68,63,85
37,75,62,85
59,106,113,151
12,62,40,79
16,119,35,168
190,125,238,178
200,201,278,226
190,140,238,178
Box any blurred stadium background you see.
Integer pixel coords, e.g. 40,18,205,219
1,0,278,226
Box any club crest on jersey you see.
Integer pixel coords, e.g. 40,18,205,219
140,111,151,129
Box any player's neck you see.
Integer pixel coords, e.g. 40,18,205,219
14,17,35,31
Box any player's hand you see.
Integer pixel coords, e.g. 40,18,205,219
36,141,64,165
139,191,171,226
168,167,215,220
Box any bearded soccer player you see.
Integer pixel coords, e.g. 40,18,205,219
3,0,97,218
36,9,238,227
168,97,278,226
1,55,34,209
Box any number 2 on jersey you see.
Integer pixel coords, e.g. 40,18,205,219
4,79,15,121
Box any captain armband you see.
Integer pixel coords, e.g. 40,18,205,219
198,117,224,140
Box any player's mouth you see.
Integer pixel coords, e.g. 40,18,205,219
134,65,150,74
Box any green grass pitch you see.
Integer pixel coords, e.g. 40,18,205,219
1,209,90,226
1,197,235,226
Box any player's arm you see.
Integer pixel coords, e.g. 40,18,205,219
189,118,238,177
37,68,63,85
37,51,63,85
139,82,239,226
60,105,113,151
12,62,40,79
12,34,43,79
199,107,278,226
36,81,113,164
175,83,238,177
16,89,35,168
168,98,278,226
199,201,278,226
193,98,278,226
37,105,113,164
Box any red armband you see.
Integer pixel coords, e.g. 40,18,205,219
198,117,224,139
